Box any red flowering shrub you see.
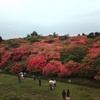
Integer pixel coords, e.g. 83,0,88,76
27,55,47,72
12,51,31,61
88,41,100,54
55,46,62,51
79,40,86,45
83,41,100,66
94,75,100,81
46,51,60,61
70,41,78,44
12,55,21,61
58,66,68,77
43,60,82,77
80,41,100,78
88,48,100,54
35,56,47,71
0,51,11,68
43,60,63,76
64,61,81,76
11,63,22,73
70,40,86,45
93,41,100,47
54,37,59,41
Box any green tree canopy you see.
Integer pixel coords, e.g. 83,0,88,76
0,36,3,42
31,31,38,36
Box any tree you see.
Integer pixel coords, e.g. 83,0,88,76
31,31,38,36
27,34,30,37
0,36,3,42
95,32,100,36
53,32,58,37
59,34,69,41
87,32,95,38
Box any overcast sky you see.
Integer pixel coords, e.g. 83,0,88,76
0,0,100,39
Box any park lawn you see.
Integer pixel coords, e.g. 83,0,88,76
0,73,100,100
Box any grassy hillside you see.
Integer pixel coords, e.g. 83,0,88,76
0,73,100,100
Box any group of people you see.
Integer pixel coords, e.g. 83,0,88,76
48,79,56,91
18,72,42,87
62,89,70,100
18,72,70,99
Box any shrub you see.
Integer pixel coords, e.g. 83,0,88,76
95,32,100,36
87,32,95,38
11,63,22,73
53,32,58,37
27,37,40,43
31,31,38,36
43,60,63,77
44,39,55,44
59,34,69,41
94,75,100,81
0,52,11,68
64,61,81,76
5,46,9,50
93,57,100,67
9,42,20,48
27,55,47,73
0,36,3,42
60,46,87,64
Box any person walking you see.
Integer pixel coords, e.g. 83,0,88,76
66,89,70,100
39,78,41,86
54,80,56,87
62,90,66,100
18,73,21,83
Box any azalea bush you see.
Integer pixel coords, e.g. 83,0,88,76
64,61,82,76
11,63,22,73
46,51,60,61
43,60,63,76
0,51,11,68
11,50,31,61
94,75,100,81
27,55,47,73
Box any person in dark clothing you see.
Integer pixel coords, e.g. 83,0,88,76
66,89,70,100
62,90,66,100
39,79,41,86
18,73,21,83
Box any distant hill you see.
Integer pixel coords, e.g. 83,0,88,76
0,33,100,81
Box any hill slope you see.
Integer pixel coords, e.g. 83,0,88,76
0,73,100,100
0,34,100,80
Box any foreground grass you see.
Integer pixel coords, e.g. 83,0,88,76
0,74,100,100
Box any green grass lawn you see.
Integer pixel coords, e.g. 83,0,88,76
0,73,100,100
